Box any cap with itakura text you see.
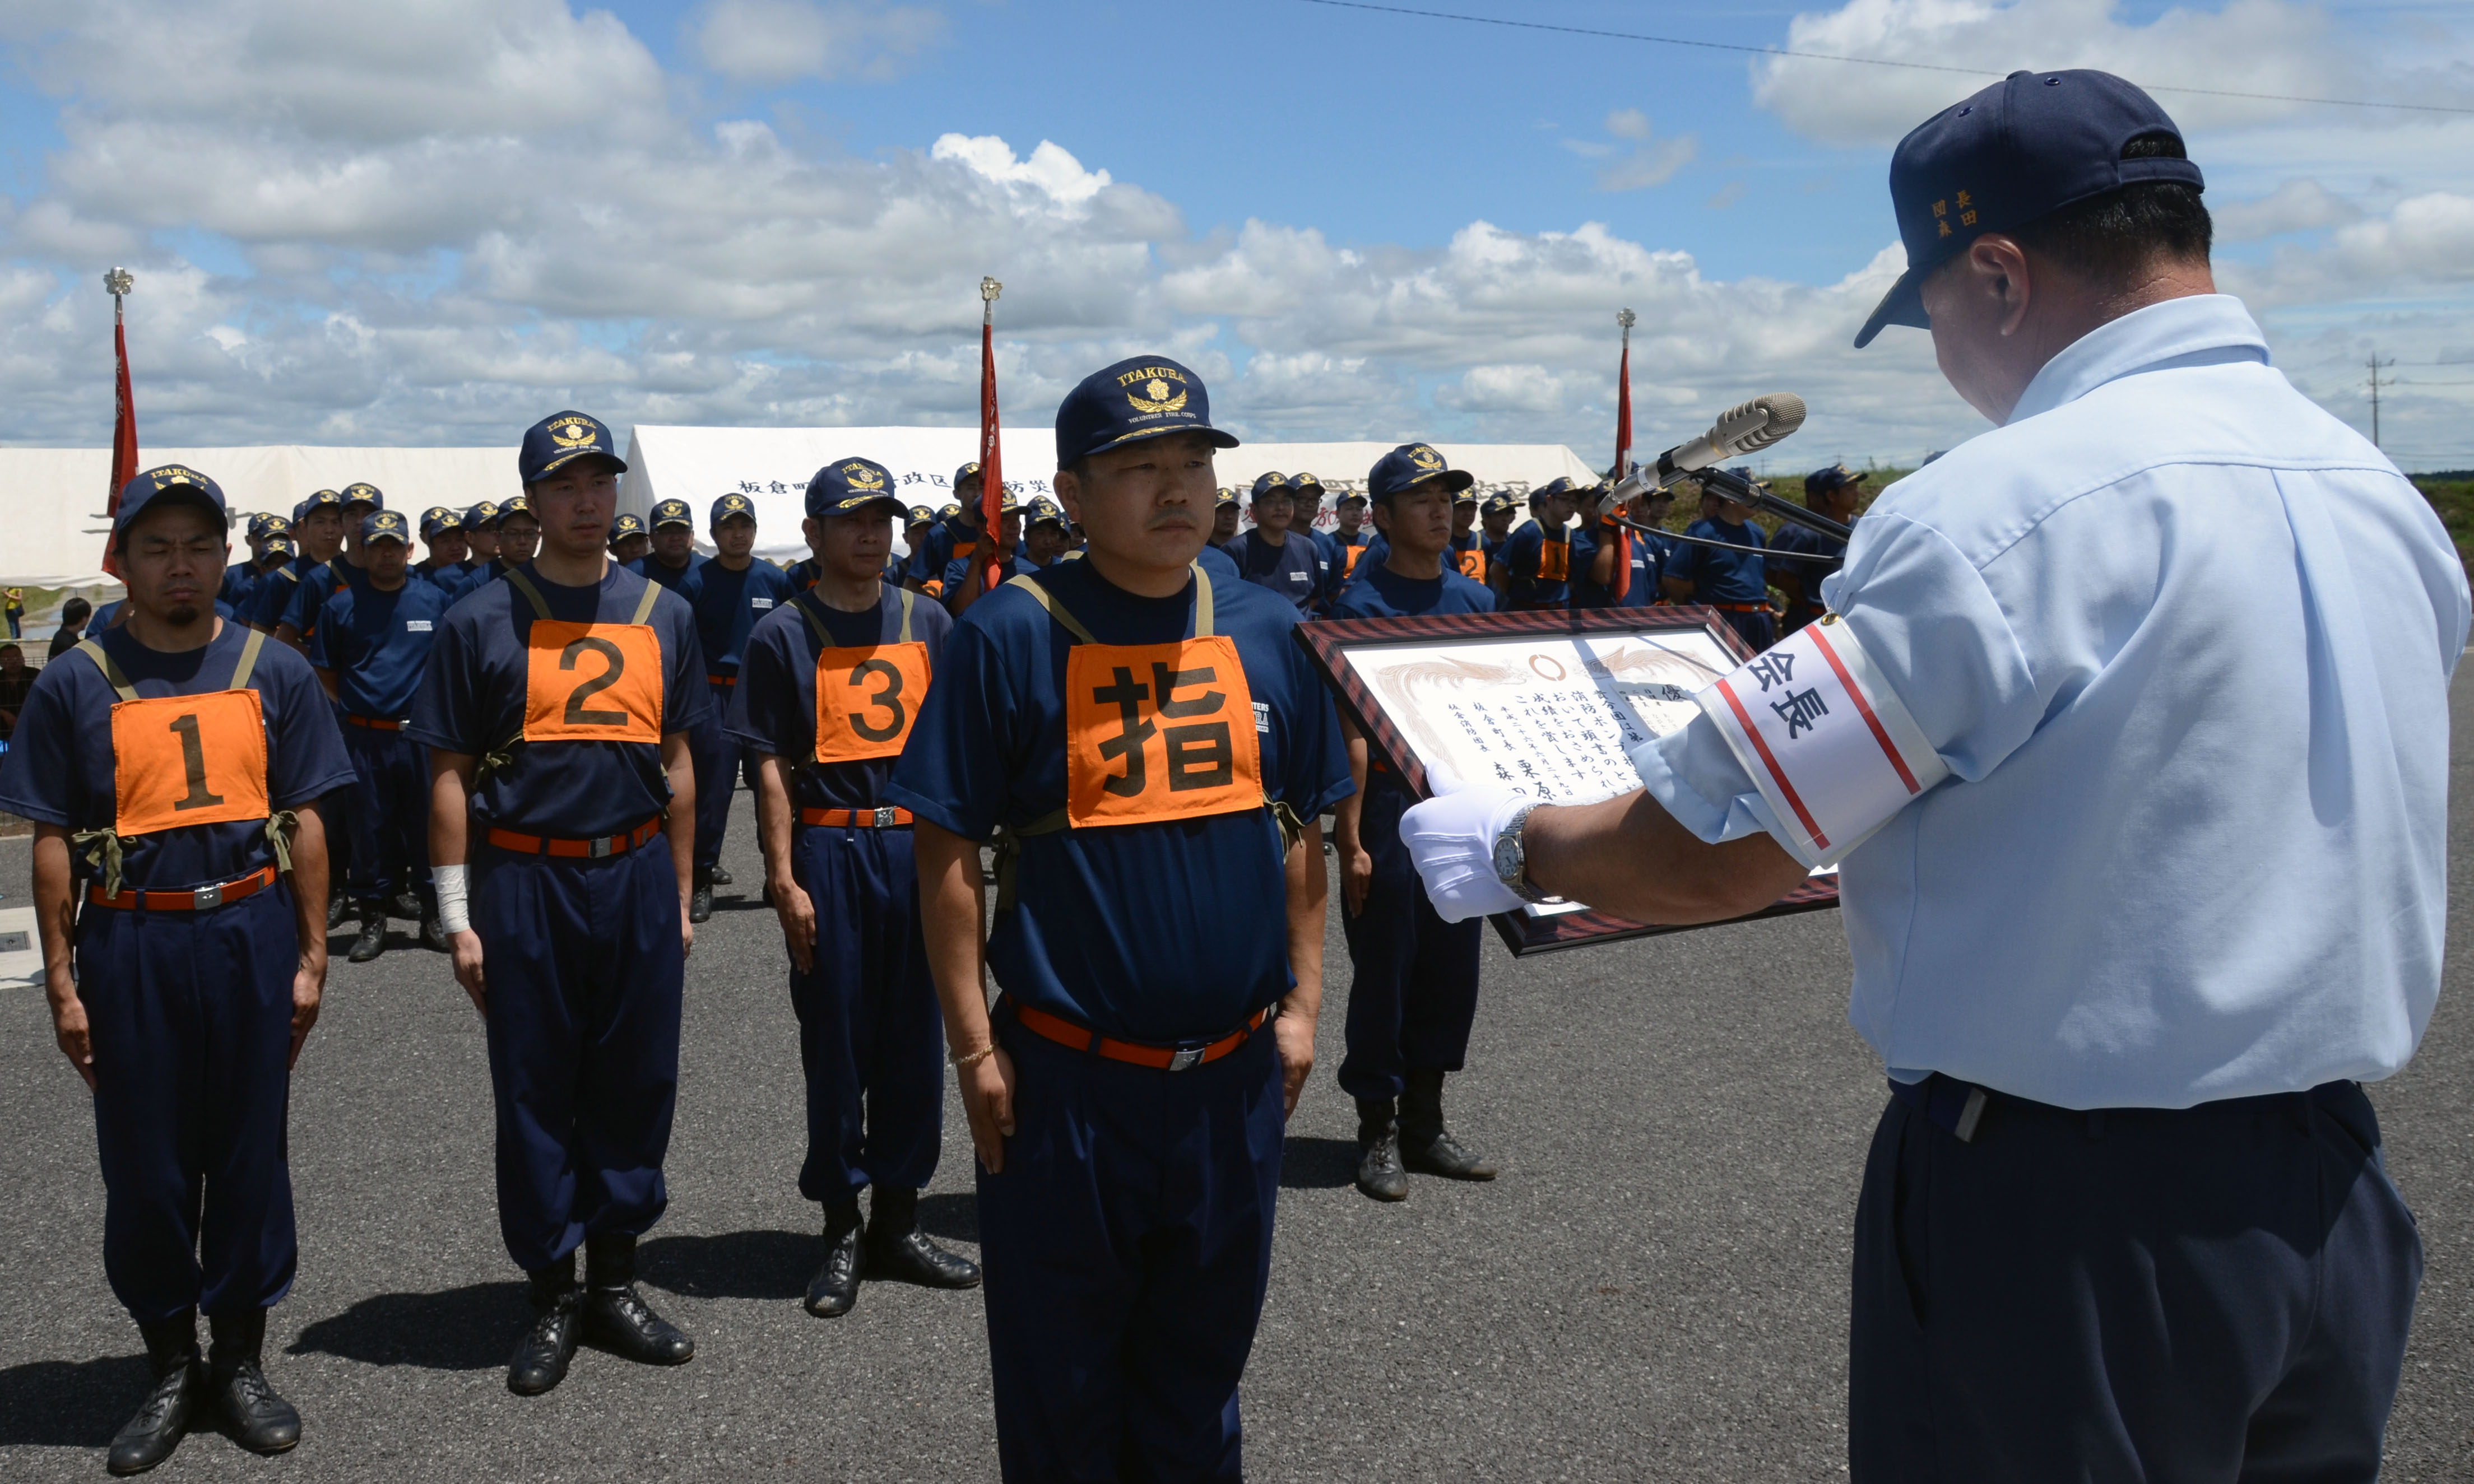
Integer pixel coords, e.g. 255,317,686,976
607,513,647,543
294,489,344,523
1368,443,1474,501
648,498,693,530
1054,355,1240,469
518,411,629,484
1025,496,1066,529
419,506,458,539
807,458,906,518
499,493,534,521
342,482,384,510
115,464,226,533
907,504,936,525
1856,69,2203,348
711,492,757,527
363,511,410,545
461,500,500,531
1250,472,1293,501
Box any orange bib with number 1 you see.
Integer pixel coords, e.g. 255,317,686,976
508,569,666,745
805,588,930,764
110,688,271,838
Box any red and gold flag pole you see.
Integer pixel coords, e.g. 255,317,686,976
1610,306,1636,602
977,276,1005,599
102,266,139,580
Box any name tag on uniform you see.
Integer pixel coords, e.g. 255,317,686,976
1289,570,1310,585
751,598,774,611
1695,615,1948,868
1064,637,1265,827
1252,700,1270,734
406,620,433,632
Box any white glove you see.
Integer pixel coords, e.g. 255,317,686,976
1399,762,1534,923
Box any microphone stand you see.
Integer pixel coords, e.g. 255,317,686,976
1690,465,1852,542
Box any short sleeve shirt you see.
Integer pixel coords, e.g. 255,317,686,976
885,559,1353,1043
906,516,976,586
0,621,354,890
1767,521,1849,610
407,562,708,837
1664,517,1769,602
727,586,953,811
310,577,452,720
690,558,797,678
1227,530,1322,613
1501,519,1570,607
278,558,368,639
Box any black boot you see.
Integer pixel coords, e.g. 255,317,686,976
805,1199,865,1318
1354,1098,1409,1202
421,913,449,952
865,1188,981,1289
706,864,733,886
108,1313,200,1476
581,1234,694,1366
206,1310,300,1457
390,888,425,922
324,894,349,931
689,867,714,924
346,909,387,964
508,1255,582,1396
1399,1069,1497,1180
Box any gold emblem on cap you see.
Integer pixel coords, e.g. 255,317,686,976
547,415,598,450
1409,445,1442,471
1127,378,1189,415
843,462,887,491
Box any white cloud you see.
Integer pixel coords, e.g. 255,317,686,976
695,0,948,85
2213,179,2365,241
1562,110,1697,192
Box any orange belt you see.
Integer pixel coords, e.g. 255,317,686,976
485,816,663,859
707,673,736,687
1006,996,1271,1073
88,863,278,913
344,714,405,731
1709,601,1771,613
799,806,913,829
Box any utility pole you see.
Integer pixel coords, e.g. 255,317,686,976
2368,353,2396,448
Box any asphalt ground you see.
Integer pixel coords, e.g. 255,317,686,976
0,686,2469,1482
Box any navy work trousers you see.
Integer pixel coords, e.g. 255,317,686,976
78,885,300,1323
788,821,944,1201
978,1012,1285,1482
1339,781,1483,1102
475,838,684,1273
691,680,757,872
342,722,430,908
1850,1078,2421,1482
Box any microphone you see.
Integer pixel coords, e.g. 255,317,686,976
1649,393,1806,484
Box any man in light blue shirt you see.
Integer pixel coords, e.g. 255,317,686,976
1404,70,2463,1482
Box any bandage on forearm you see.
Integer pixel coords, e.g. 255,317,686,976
434,863,471,935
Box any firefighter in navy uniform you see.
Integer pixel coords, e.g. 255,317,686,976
1227,472,1321,612
411,412,705,1398
889,356,1349,1481
1660,472,1774,650
686,492,796,921
312,510,453,962
730,457,981,1319
248,490,344,634
607,512,652,569
0,466,352,1474
415,508,468,589
452,501,503,597
1500,476,1576,611
1477,491,1518,604
634,499,705,593
1327,445,1501,1202
906,467,985,596
1769,464,1863,635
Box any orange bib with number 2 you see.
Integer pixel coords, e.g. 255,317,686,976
110,688,271,838
507,569,667,745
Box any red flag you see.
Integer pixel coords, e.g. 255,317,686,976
103,314,139,579
1609,331,1633,602
977,315,1004,597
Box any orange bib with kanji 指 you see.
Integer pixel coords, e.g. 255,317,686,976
804,588,930,764
509,569,666,745
82,630,273,838
1063,636,1262,827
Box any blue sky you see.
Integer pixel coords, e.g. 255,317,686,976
1,0,2470,468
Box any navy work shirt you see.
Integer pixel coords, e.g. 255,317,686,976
1622,530,1670,608
278,557,369,639
220,561,257,612
248,555,324,629
727,587,954,811
885,560,1352,1044
632,552,706,595
1225,529,1322,613
1500,519,1571,608
690,557,797,680
407,563,708,838
1665,516,1770,603
310,576,452,720
0,622,354,891
904,515,977,587
1767,520,1849,614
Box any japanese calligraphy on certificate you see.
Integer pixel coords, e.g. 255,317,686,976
1353,629,1736,806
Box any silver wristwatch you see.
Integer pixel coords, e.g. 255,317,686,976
1489,801,1554,904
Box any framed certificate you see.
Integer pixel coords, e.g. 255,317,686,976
1294,607,1841,956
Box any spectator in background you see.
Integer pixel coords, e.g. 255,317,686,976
45,597,91,663
5,588,22,639
0,643,30,743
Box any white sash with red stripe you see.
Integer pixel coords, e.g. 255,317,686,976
1695,614,1949,869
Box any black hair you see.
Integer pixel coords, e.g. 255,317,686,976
61,597,91,624
2008,132,2212,282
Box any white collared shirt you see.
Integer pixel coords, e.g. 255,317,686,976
1636,294,2470,1109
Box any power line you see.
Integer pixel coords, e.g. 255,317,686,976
1298,0,2474,116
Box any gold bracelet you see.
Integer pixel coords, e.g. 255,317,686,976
951,1044,997,1072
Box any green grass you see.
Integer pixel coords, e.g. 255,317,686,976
2412,478,2474,576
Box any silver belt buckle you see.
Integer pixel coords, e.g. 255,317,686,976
1166,1046,1205,1073
872,806,897,829
191,882,224,910
588,835,615,859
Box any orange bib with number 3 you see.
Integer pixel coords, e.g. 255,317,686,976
815,643,930,762
522,621,664,743
109,688,271,838
1062,634,1262,827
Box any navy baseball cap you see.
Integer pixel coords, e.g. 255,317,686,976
1532,476,1579,503
807,458,905,518
1291,471,1326,497
518,411,628,484
1055,355,1240,468
954,461,983,490
648,498,693,530
906,504,936,526
293,489,344,522
419,505,458,539
341,482,384,511
362,510,411,545
936,502,962,520
1335,491,1368,508
1857,69,2204,348
115,464,226,534
1025,496,1067,529
607,513,647,545
498,492,535,522
1215,487,1238,509
1370,444,1476,502
710,491,758,526
1806,463,1868,497
1482,492,1518,517
264,534,295,559
245,512,285,540
461,500,500,531
1453,486,1479,505
1250,472,1293,501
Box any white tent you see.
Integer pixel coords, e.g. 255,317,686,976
0,445,519,588
620,425,1597,564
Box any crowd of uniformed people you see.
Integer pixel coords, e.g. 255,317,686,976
2,67,2456,1484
